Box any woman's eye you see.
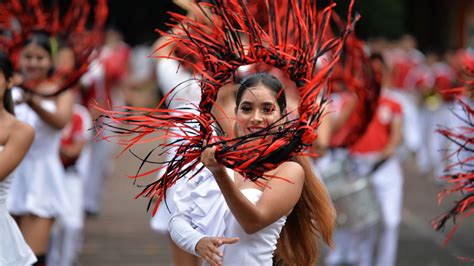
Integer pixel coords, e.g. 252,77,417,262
263,106,273,113
240,105,252,112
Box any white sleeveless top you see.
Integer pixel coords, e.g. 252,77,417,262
0,145,37,265
170,168,287,265
221,188,287,265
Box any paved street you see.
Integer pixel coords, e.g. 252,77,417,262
79,145,473,265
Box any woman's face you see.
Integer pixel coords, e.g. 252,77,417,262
19,42,52,81
236,84,282,136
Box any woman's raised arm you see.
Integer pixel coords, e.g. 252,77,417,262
201,147,305,234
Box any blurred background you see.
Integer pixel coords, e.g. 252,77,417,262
70,0,474,265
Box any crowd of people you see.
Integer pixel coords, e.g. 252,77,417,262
0,0,472,266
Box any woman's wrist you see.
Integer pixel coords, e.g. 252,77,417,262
26,94,39,106
210,166,227,179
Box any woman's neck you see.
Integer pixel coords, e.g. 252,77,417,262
0,105,8,119
0,96,4,112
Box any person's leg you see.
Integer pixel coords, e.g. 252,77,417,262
47,224,63,266
62,170,85,266
325,228,353,265
416,107,433,174
59,224,83,266
18,214,55,265
352,224,377,266
372,159,403,266
84,139,110,215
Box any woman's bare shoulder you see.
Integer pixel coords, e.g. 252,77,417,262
11,118,35,143
274,161,305,181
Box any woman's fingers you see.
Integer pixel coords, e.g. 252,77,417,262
210,243,223,257
201,236,239,265
204,249,222,266
218,237,239,245
201,146,218,167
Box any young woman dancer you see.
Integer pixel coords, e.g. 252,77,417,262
7,33,75,265
170,73,336,265
0,52,37,265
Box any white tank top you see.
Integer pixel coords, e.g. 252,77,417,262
12,87,61,158
221,188,287,265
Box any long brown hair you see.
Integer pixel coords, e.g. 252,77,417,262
275,156,336,265
3,89,14,115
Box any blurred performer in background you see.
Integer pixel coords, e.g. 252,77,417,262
385,35,424,158
7,33,75,266
81,26,130,217
348,54,404,266
1,1,107,264
48,103,92,266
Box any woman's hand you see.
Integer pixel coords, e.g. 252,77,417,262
14,90,33,105
195,236,239,266
200,145,226,175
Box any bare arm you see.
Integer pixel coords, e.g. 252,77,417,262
331,93,357,133
313,108,333,155
0,120,35,181
152,36,174,59
60,139,86,162
202,148,305,234
27,88,75,129
381,115,403,159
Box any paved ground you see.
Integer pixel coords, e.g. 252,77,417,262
79,143,473,265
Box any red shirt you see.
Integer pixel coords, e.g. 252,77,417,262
349,96,402,154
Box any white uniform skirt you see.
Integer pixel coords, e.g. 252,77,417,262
8,154,71,219
0,204,37,265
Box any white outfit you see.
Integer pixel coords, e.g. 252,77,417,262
150,58,201,234
155,58,201,112
7,88,71,218
350,153,403,266
80,59,112,215
221,188,286,265
48,105,92,266
47,168,85,266
169,167,232,255
0,146,37,266
169,168,286,265
83,135,113,214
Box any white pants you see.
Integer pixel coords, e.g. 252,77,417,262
48,169,84,266
325,155,403,266
417,103,457,178
83,138,113,213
